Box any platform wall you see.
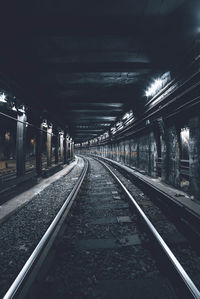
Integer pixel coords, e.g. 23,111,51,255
76,115,200,201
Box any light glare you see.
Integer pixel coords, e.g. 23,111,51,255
0,92,7,103
145,78,163,97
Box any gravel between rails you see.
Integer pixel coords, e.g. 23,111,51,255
104,160,200,288
0,157,85,297
40,157,172,299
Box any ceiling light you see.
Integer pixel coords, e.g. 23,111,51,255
145,78,163,98
12,105,17,111
0,92,7,103
42,120,48,128
122,111,133,120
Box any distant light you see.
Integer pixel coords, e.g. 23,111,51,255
122,111,133,121
12,105,17,111
116,121,123,127
42,121,48,128
126,117,134,126
145,79,163,98
145,72,171,99
18,106,25,113
103,131,109,138
181,127,189,143
146,119,150,125
5,132,10,141
111,126,117,135
0,92,7,103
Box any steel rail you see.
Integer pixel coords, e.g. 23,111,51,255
93,155,200,221
3,157,88,299
97,157,200,299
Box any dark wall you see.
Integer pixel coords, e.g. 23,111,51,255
76,55,200,200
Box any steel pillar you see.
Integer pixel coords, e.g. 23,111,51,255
36,122,43,176
16,113,27,177
47,126,52,167
60,132,64,163
54,129,59,164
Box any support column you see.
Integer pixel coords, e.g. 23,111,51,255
128,141,132,166
60,132,64,163
124,140,130,165
167,125,181,188
36,121,43,176
80,143,82,156
136,138,140,168
69,138,72,160
157,118,168,182
63,132,67,164
130,137,137,167
70,140,73,159
72,141,74,159
149,131,157,178
54,128,59,164
87,141,90,156
66,136,70,163
47,125,52,168
189,116,200,200
16,113,27,177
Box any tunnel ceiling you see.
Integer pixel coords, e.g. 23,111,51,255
0,0,199,142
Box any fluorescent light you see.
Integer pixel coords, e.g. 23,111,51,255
145,78,163,97
12,105,17,111
181,128,189,143
122,111,133,120
126,117,134,126
42,121,48,128
0,92,6,103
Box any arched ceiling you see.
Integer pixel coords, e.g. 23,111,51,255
0,0,199,142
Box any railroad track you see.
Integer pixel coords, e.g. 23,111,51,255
3,156,200,299
93,155,200,243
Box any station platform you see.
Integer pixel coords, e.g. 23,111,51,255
0,158,78,225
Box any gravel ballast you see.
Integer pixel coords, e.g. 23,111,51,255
40,157,178,299
102,158,200,290
0,157,85,297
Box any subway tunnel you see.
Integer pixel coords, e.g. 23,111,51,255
1,1,200,298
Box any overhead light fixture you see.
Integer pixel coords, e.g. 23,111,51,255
126,117,134,126
42,120,48,128
5,132,10,141
122,111,133,120
12,105,17,111
146,119,150,125
145,72,171,99
145,78,163,98
180,127,189,144
0,92,7,103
